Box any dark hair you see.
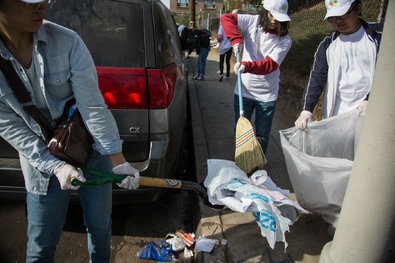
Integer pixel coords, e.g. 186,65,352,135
353,0,362,16
259,8,289,37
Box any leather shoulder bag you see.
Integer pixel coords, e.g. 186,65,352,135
0,57,93,167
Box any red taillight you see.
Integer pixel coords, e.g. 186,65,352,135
97,63,177,109
148,63,177,109
97,67,147,109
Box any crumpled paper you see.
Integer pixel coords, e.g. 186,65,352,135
204,159,306,249
195,237,217,252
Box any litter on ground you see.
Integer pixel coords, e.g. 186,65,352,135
195,236,218,253
204,159,306,249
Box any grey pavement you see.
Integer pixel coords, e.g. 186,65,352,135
187,50,333,263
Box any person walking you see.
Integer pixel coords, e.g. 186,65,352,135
0,0,139,261
217,24,232,81
295,0,383,129
220,0,292,154
191,28,211,81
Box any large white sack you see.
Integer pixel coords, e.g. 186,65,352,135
279,110,364,227
204,159,305,250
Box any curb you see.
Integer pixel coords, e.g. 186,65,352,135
186,58,226,262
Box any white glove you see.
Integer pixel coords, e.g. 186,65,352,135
112,162,140,190
232,43,242,55
357,100,368,116
54,161,86,190
234,62,245,74
295,110,312,130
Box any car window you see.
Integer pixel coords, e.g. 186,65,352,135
153,2,179,68
46,0,145,68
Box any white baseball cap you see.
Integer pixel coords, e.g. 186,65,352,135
324,0,355,20
20,0,47,3
262,0,291,22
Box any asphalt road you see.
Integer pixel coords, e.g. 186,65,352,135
0,116,197,263
0,188,196,262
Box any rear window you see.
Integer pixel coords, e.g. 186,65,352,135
46,0,145,68
153,2,178,67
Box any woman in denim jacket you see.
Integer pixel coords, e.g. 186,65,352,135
0,1,139,261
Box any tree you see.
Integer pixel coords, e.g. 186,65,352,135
246,0,262,9
223,0,261,13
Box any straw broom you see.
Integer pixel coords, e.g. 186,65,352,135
234,51,267,175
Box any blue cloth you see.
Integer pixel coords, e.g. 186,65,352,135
234,95,276,154
26,154,113,262
137,240,176,262
0,20,122,195
196,47,210,76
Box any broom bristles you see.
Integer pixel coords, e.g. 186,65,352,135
235,116,267,175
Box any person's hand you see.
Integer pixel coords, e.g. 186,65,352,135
54,161,86,190
195,54,199,59
232,43,242,55
112,162,140,190
357,100,368,116
234,62,245,74
295,110,312,130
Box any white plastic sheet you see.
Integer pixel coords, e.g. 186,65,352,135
204,159,306,249
279,110,364,227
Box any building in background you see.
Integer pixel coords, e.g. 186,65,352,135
170,0,224,16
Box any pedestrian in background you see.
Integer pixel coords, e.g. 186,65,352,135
191,28,211,81
217,24,232,81
0,0,139,261
295,0,383,129
177,24,189,51
221,0,292,154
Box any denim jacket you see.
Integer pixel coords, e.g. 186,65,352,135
0,20,122,195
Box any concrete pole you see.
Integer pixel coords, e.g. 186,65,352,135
319,1,395,262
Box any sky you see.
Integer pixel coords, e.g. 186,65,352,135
160,0,170,9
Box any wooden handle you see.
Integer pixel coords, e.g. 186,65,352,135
138,176,183,189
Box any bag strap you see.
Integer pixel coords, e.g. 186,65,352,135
0,56,53,142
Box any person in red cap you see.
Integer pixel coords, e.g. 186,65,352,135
220,0,292,154
0,0,140,261
295,0,383,129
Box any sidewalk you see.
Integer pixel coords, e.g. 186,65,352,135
187,50,333,262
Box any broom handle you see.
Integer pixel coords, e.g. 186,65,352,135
236,51,244,117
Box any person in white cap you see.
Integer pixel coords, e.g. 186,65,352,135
295,0,383,129
0,0,140,261
220,0,292,154
294,0,383,236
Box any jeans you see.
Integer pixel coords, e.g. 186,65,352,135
234,95,276,154
26,153,113,263
219,48,232,77
196,47,210,76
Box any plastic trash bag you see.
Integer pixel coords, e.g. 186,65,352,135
165,233,185,252
137,240,176,262
279,110,364,227
205,159,306,250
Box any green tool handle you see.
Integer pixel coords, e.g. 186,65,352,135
70,167,127,186
69,167,226,211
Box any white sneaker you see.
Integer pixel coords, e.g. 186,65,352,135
218,74,223,82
